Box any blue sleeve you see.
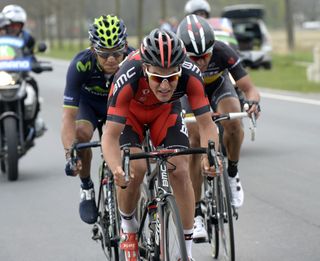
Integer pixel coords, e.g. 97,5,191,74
63,51,90,107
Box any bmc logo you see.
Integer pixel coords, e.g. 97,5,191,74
182,61,201,75
113,66,136,95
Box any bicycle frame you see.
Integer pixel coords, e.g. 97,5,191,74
124,141,217,261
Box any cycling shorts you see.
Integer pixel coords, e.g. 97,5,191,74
181,71,238,113
76,95,108,129
120,100,190,149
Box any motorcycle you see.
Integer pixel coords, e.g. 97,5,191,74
0,36,52,181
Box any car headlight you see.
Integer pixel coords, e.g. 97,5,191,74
0,71,17,87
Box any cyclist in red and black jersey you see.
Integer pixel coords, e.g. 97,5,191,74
177,14,261,241
61,14,134,225
102,29,220,261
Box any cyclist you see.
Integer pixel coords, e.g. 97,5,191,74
177,14,261,242
61,14,134,225
2,4,45,137
102,28,220,260
184,0,211,19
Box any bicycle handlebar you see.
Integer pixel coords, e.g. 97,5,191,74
122,140,219,184
183,110,256,141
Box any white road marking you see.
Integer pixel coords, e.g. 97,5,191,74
261,92,320,106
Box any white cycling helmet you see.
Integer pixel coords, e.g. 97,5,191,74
184,0,211,17
2,5,27,24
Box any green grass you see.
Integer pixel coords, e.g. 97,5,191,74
249,52,320,93
43,43,320,93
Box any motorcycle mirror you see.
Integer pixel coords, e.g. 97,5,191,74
37,42,47,53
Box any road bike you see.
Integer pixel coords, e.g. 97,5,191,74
184,110,257,261
122,139,219,261
69,123,121,261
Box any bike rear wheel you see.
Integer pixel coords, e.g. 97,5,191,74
161,195,188,261
217,169,235,261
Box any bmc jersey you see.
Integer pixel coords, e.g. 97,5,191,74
203,40,247,88
107,51,210,125
63,47,134,108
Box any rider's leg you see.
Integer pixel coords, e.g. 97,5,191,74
217,97,244,174
217,97,245,207
169,154,195,258
75,120,98,224
187,122,207,242
187,122,203,206
116,146,146,233
76,120,94,181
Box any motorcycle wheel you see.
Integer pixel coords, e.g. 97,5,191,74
3,117,19,181
1,160,5,173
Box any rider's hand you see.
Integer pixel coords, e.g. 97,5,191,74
201,156,223,177
65,157,82,177
244,101,261,119
112,166,132,188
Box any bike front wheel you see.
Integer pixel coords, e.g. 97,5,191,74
204,178,219,259
160,195,188,261
217,169,235,261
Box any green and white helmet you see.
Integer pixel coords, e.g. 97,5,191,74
88,14,127,49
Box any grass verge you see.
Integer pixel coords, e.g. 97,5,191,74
249,52,320,93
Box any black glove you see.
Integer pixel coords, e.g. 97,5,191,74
65,157,79,177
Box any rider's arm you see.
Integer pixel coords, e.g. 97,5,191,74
195,112,219,150
102,121,124,173
61,52,86,155
236,75,260,102
185,72,219,150
61,107,78,157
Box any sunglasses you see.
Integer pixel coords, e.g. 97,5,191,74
187,47,213,62
145,67,182,84
95,47,125,59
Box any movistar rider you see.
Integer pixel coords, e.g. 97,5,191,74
61,14,134,224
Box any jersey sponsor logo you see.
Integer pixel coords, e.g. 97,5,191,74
76,61,91,72
84,86,109,97
113,66,136,94
180,111,189,137
182,61,201,75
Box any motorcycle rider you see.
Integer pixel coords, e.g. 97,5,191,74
2,4,46,137
61,14,134,224
184,0,211,18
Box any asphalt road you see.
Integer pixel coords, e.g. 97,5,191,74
0,58,320,261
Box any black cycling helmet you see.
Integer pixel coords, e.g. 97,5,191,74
88,14,127,49
140,29,186,68
177,14,215,56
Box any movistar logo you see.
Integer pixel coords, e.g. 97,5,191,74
76,61,91,72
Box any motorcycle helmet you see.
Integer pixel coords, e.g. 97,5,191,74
184,0,211,18
177,14,215,56
0,13,10,29
88,14,127,50
2,5,27,24
140,29,186,68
